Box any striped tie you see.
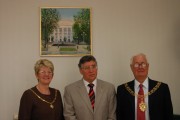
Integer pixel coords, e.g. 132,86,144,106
88,84,95,110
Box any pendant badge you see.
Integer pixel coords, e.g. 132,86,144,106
50,104,54,109
139,101,146,112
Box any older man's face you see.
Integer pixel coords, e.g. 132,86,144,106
131,55,149,82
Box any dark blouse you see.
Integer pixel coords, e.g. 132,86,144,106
18,86,64,120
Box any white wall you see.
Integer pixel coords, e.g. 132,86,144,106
0,0,180,119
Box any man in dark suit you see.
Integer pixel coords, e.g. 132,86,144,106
64,55,116,120
116,53,173,120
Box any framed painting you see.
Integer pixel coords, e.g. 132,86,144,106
40,7,92,56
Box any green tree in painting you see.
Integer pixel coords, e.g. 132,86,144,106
73,8,90,45
41,8,60,50
73,22,81,44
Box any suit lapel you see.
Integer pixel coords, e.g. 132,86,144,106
148,78,157,117
128,80,135,114
77,80,94,113
148,79,155,105
94,79,103,113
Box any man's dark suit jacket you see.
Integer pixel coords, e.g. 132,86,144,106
116,78,173,120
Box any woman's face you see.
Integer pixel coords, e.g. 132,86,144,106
36,66,53,85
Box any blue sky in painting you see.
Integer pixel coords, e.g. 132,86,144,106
57,8,81,21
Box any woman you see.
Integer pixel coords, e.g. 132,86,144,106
18,59,64,120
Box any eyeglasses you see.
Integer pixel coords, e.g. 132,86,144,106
39,71,53,75
133,63,147,68
81,65,97,70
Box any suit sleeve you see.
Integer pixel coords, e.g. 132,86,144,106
116,86,122,120
63,87,77,120
108,85,117,120
164,84,174,120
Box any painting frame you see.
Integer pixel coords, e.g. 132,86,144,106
40,7,92,56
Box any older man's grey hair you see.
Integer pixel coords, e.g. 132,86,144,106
130,53,149,65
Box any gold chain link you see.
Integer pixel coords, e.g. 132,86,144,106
30,88,57,105
124,82,161,98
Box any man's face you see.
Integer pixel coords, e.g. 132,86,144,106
79,61,97,83
130,55,149,82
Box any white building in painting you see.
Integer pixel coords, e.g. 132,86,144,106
50,20,74,43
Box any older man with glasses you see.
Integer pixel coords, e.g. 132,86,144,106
63,55,116,120
116,53,173,120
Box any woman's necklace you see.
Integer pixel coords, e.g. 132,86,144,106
30,88,57,109
36,85,50,95
124,82,161,111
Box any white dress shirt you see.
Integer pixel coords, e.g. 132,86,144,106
135,78,150,120
83,79,97,95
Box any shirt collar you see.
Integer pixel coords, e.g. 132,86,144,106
83,79,97,87
135,77,148,89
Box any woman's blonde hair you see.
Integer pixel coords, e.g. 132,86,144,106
34,59,54,75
